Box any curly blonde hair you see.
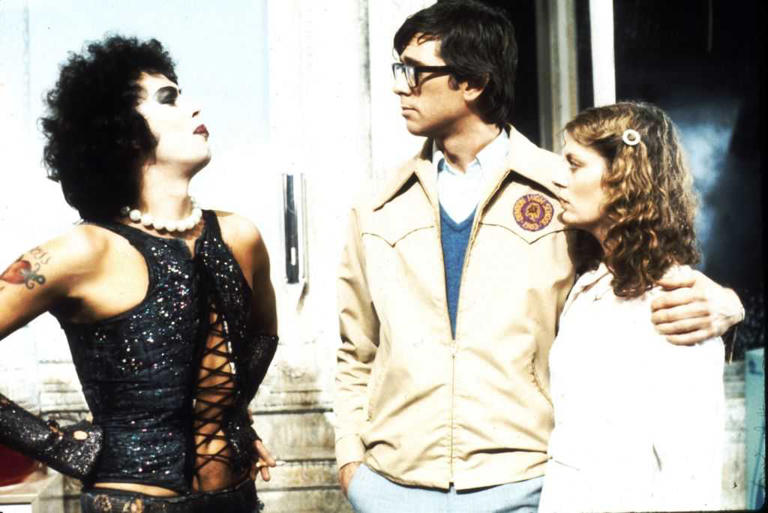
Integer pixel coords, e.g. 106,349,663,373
565,101,700,298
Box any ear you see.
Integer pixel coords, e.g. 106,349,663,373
461,73,489,102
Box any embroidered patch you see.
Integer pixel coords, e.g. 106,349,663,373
513,193,554,231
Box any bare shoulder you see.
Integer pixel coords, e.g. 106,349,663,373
0,223,117,304
27,224,115,272
213,211,269,276
214,211,265,249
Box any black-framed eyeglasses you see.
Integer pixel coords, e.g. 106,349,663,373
392,62,455,89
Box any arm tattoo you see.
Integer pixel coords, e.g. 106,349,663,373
30,246,52,265
0,249,50,290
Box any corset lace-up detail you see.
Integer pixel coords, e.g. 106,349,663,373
54,211,276,495
192,298,244,489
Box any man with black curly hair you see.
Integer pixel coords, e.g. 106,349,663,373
1,35,278,513
334,1,744,511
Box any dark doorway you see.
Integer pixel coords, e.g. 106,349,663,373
611,0,765,358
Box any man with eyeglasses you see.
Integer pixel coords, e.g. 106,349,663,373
334,1,743,511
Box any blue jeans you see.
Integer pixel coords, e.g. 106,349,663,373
347,464,542,513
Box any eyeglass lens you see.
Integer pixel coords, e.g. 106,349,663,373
392,63,417,88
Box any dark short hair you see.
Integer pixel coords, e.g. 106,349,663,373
41,35,177,221
394,0,518,127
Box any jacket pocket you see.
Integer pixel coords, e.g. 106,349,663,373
530,350,553,405
366,364,385,421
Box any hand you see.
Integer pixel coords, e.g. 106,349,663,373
652,266,744,345
250,439,277,482
339,461,362,497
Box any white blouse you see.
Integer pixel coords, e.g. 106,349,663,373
538,264,724,513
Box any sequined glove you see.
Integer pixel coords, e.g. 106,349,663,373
0,393,102,481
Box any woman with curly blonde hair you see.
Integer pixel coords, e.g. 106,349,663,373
538,102,725,513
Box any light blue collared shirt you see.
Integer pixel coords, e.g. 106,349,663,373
433,129,509,223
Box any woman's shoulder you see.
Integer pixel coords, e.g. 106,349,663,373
643,276,725,363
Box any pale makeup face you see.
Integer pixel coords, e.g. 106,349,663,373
392,37,471,138
553,131,610,240
135,73,210,173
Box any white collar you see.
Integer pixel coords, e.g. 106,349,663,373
432,129,509,176
561,262,614,314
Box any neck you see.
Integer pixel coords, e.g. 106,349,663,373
592,222,610,255
136,164,194,219
435,120,501,173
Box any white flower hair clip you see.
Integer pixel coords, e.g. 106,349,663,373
622,129,641,146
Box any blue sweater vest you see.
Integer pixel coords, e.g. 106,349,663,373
439,204,475,339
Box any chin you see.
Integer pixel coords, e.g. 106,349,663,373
561,215,593,232
404,121,427,136
559,211,576,227
188,153,211,176
403,116,437,137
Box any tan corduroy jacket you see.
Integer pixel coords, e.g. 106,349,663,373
335,127,576,491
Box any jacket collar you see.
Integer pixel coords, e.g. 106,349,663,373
373,126,566,212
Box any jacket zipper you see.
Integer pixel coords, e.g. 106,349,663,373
452,174,507,339
448,174,507,483
431,200,457,483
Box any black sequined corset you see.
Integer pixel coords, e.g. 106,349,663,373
59,211,277,493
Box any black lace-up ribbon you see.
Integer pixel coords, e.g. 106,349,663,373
192,299,240,483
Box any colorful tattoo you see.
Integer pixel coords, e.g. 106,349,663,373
1,256,47,290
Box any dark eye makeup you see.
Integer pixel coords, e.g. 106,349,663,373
155,86,179,106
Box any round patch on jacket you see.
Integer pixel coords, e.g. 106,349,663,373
513,193,554,231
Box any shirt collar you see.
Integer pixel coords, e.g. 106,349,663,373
573,262,614,299
372,125,564,211
432,129,509,176
560,262,612,315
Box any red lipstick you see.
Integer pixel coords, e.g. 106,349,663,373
193,124,209,138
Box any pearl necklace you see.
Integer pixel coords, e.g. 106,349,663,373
120,198,203,233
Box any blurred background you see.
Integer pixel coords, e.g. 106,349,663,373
0,0,763,511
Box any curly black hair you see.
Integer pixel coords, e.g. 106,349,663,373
394,0,518,127
41,35,177,221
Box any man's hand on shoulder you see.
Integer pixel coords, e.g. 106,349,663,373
339,461,362,497
651,265,744,345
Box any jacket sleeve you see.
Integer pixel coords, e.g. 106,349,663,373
334,206,380,469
